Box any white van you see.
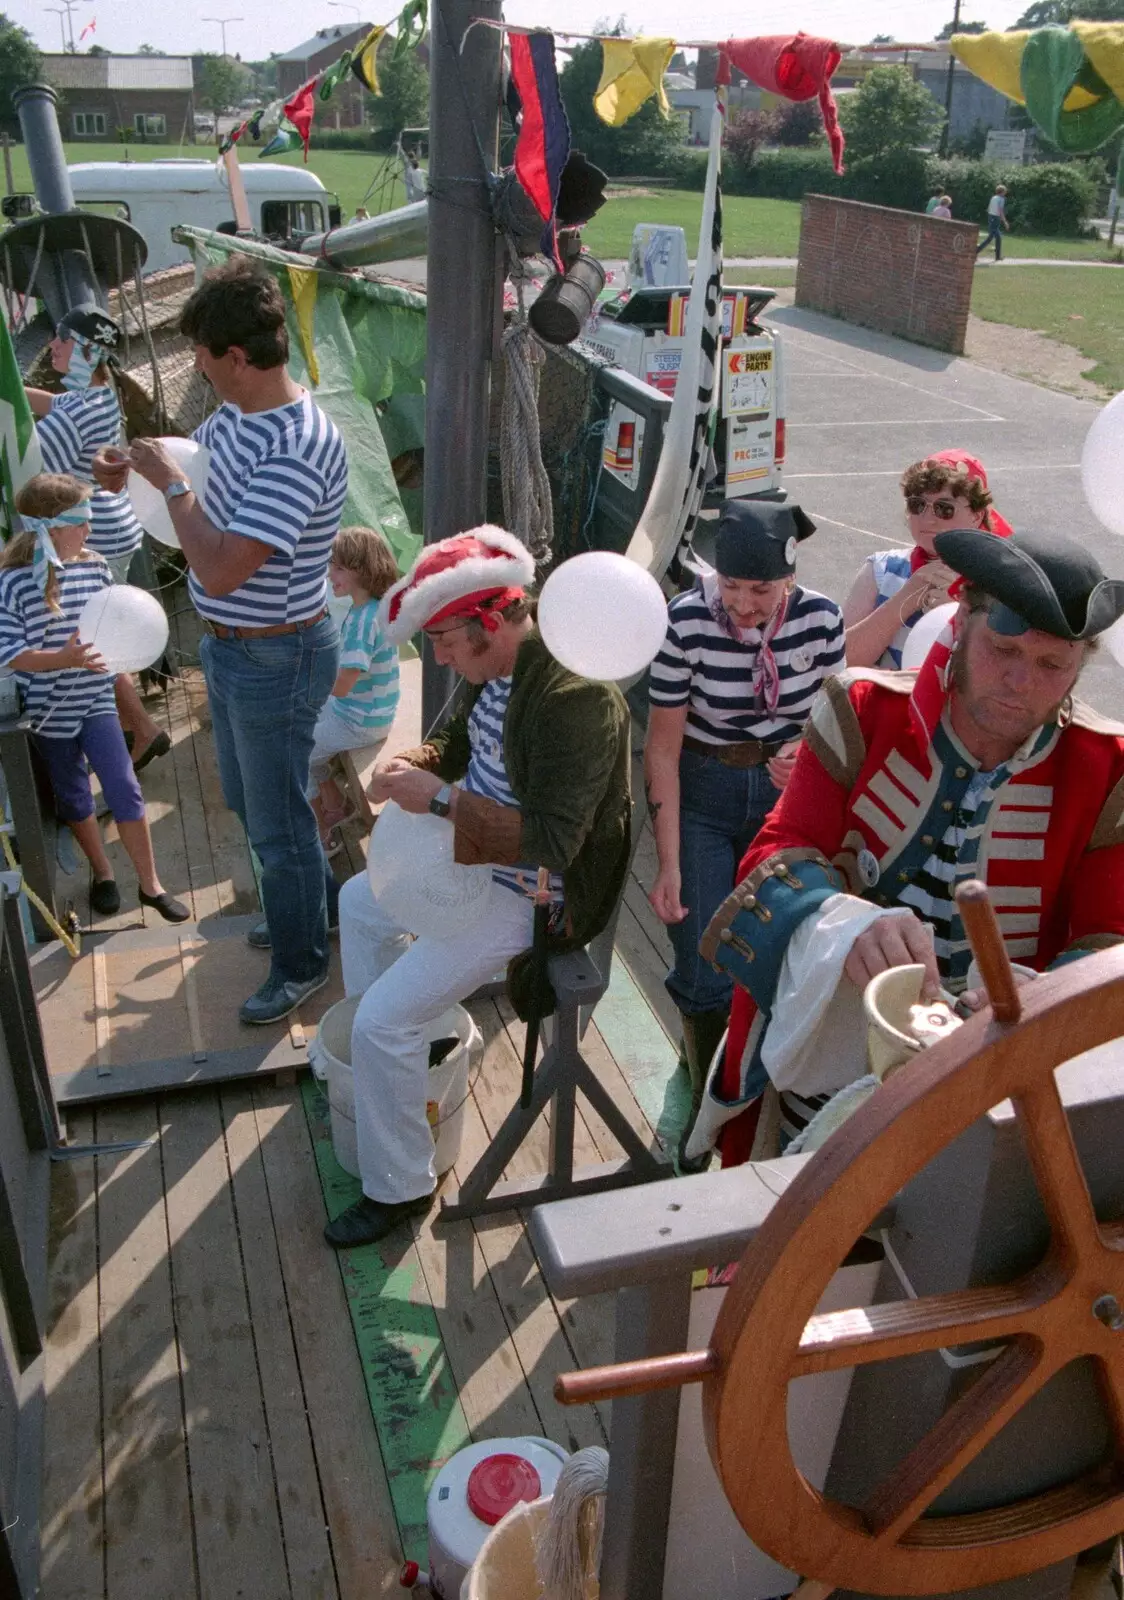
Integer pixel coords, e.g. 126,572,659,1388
66,160,341,275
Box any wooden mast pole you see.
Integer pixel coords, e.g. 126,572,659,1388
420,0,504,730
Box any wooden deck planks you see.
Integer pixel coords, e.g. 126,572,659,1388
39,1112,105,1600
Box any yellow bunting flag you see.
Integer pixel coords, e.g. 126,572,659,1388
286,267,320,387
951,28,1097,111
1070,21,1124,104
351,24,387,95
594,35,676,127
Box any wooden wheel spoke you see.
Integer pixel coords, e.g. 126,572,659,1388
1014,1078,1099,1259
862,1335,1051,1542
1093,1349,1124,1458
793,1275,1057,1377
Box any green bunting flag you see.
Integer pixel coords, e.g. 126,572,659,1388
259,118,304,159
318,49,354,101
392,0,426,60
0,317,41,542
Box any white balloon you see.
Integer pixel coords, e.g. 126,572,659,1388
78,584,170,674
900,602,958,672
366,800,493,939
127,438,211,549
1082,392,1124,537
538,551,668,681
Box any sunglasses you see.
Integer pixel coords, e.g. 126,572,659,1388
905,496,960,520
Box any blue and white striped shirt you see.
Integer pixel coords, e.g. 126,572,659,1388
0,558,117,738
191,394,348,627
463,677,563,903
868,548,918,670
649,582,845,746
333,597,399,735
37,387,143,562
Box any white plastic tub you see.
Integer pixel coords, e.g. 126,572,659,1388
313,996,480,1178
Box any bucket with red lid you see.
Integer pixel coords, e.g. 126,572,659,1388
424,1437,569,1599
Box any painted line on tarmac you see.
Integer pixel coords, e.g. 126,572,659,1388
788,464,1081,477
789,418,1007,428
806,512,901,545
772,330,1005,420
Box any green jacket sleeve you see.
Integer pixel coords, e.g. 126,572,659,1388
516,679,628,872
399,709,473,781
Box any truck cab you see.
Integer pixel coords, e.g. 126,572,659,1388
65,160,341,275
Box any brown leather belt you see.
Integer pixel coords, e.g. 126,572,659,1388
682,733,785,769
204,608,328,641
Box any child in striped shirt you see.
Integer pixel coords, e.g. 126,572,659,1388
311,525,401,848
0,474,187,923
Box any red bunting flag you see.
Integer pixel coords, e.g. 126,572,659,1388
282,75,318,162
721,34,845,173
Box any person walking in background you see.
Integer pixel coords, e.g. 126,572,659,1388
94,258,348,1026
932,194,953,219
0,474,188,923
308,525,400,852
924,187,944,215
977,184,1009,260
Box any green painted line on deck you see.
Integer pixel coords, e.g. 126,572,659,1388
301,1077,472,1564
594,956,691,1151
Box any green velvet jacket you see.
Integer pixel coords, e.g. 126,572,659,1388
401,629,632,1004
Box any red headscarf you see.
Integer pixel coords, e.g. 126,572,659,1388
908,449,1014,574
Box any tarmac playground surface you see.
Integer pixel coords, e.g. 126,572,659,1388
763,302,1124,723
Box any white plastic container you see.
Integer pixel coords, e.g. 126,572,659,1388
314,996,480,1179
426,1438,569,1600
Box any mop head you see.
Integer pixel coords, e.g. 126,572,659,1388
534,1446,609,1600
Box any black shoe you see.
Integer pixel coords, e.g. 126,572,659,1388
324,1192,433,1249
139,888,191,923
239,972,328,1025
132,730,172,774
246,915,339,951
90,878,121,915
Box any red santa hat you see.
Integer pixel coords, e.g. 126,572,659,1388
379,525,536,644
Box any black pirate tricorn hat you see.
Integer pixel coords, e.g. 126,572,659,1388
714,500,817,582
935,528,1124,642
56,304,122,351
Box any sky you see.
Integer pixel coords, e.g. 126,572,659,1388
12,0,1035,65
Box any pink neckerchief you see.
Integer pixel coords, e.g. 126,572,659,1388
701,574,791,715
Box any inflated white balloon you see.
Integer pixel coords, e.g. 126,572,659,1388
1082,392,1124,537
538,551,668,681
366,800,493,939
127,438,211,549
78,584,170,674
900,602,958,672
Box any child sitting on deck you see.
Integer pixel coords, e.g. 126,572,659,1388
311,525,400,849
0,473,188,923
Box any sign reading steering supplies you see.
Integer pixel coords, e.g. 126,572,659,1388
723,344,773,417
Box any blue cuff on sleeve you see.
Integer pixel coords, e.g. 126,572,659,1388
702,858,843,1017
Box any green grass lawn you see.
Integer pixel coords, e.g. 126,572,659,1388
969,265,1124,391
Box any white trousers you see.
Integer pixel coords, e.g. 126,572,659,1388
339,871,535,1203
307,697,386,793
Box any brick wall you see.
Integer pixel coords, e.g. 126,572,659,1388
64,90,195,143
795,194,978,355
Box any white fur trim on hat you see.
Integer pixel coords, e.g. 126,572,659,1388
378,525,535,643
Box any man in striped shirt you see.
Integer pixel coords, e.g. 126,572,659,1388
687,530,1124,1168
95,259,347,1025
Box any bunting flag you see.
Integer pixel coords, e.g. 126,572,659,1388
218,118,249,156
0,317,42,543
350,24,387,94
79,16,95,40
318,49,355,101
286,266,321,385
594,36,675,127
509,29,571,265
722,33,845,173
952,23,1124,153
626,83,725,578
281,76,318,161
392,0,426,60
259,118,304,159
247,96,284,142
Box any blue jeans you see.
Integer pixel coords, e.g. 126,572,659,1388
666,748,781,1016
977,218,1003,259
201,616,339,986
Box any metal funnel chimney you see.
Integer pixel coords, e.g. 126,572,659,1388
13,82,78,217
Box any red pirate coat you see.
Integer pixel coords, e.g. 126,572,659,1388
714,665,1124,1164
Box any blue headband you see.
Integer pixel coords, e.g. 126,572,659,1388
61,340,111,391
23,506,91,592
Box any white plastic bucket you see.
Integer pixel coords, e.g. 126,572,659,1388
426,1438,568,1600
314,996,480,1179
461,1493,604,1600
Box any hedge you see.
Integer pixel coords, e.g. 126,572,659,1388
663,144,1095,235
306,127,397,153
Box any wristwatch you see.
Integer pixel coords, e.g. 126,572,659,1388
164,479,192,503
428,784,453,819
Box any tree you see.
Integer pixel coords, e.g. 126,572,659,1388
0,15,40,137
197,54,250,125
87,43,108,55
136,43,166,55
837,65,946,161
937,17,987,36
773,98,823,146
559,36,686,177
368,43,428,134
871,33,896,42
1013,0,1124,22
725,107,781,170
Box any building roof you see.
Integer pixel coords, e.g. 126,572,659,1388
276,24,373,62
42,53,195,91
